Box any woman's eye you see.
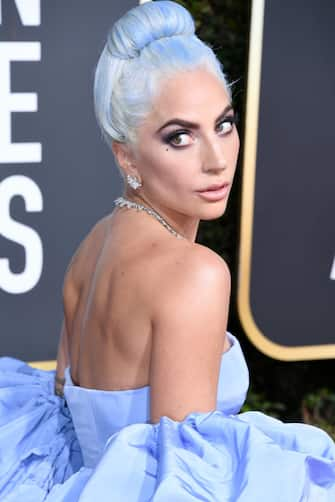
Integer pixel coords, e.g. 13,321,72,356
216,118,235,135
164,114,238,147
167,132,192,147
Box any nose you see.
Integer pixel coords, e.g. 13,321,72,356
201,136,227,173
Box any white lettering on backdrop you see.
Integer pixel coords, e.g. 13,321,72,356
0,42,41,164
330,257,335,280
0,1,43,294
0,176,43,293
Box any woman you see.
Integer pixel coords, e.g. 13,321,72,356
1,2,335,500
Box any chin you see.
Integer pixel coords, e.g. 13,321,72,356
199,201,228,221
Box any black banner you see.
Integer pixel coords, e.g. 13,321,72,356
238,0,335,360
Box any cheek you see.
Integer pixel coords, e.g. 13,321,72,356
137,148,180,187
150,146,196,175
228,132,240,163
234,130,240,154
137,149,163,174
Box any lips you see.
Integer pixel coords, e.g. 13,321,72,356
198,182,229,192
196,182,230,202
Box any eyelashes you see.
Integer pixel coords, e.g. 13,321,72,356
163,113,239,148
215,113,239,135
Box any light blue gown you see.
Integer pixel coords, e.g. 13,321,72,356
1,332,335,501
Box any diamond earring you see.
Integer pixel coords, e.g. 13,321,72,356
126,174,142,190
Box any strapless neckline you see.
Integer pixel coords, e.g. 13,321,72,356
62,331,249,468
64,331,236,393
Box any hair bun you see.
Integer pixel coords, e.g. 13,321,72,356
107,1,195,60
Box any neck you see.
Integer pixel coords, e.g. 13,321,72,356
122,190,200,243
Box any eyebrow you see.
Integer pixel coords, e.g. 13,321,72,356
157,104,234,133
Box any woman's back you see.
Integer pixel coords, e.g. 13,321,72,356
63,209,153,391
63,207,226,393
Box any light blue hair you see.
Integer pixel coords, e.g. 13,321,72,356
93,0,231,150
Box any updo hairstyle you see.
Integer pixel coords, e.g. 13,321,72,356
93,1,231,154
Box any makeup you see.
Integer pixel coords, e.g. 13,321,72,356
162,113,239,148
196,182,230,201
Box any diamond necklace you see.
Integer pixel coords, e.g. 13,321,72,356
113,196,186,240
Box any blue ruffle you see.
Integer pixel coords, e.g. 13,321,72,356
1,357,335,501
66,411,335,501
0,357,83,501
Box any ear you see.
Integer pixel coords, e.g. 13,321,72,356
111,141,137,177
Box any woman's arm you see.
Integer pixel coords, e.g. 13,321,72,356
55,257,78,396
149,246,231,424
55,319,69,396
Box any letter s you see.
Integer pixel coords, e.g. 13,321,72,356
0,175,43,293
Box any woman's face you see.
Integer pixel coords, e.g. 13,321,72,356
129,67,240,223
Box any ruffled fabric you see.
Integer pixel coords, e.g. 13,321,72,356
1,357,335,501
47,410,335,501
0,357,82,501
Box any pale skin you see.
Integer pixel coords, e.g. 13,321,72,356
55,67,240,423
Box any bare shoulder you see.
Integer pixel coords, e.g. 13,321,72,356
63,215,111,284
152,241,231,333
153,241,231,308
186,242,231,280
62,215,111,305
150,242,231,423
